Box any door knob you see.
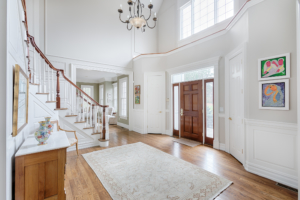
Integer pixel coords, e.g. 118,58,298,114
229,117,232,120
180,109,183,116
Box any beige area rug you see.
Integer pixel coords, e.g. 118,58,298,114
83,142,232,200
173,138,202,147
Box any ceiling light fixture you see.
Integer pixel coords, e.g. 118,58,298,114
118,0,157,32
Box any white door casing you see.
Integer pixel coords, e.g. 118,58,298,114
144,72,166,134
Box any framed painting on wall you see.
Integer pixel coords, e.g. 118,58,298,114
259,79,289,110
135,85,140,104
258,53,290,80
13,64,29,136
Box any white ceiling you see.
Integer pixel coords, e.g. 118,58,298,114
76,69,121,83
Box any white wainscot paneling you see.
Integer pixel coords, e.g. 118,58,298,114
133,109,144,134
245,119,298,189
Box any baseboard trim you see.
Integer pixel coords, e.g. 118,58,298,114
245,161,298,189
133,127,144,134
219,143,226,152
117,122,129,129
67,141,99,152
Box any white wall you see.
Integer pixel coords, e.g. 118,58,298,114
1,0,7,199
246,0,297,123
26,0,161,69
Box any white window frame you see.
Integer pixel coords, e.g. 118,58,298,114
112,83,118,112
99,84,104,105
81,85,94,98
180,0,235,40
180,1,192,40
119,77,128,120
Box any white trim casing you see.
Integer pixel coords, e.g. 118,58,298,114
296,0,300,195
167,57,220,148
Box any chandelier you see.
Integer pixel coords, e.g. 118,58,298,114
118,0,157,32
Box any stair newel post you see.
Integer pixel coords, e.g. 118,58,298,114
90,103,93,127
102,107,106,140
76,91,80,122
56,70,61,109
27,44,31,83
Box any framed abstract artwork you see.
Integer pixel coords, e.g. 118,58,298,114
259,79,289,110
258,53,290,80
135,85,140,104
13,64,29,136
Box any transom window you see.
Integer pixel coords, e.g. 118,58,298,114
180,0,234,40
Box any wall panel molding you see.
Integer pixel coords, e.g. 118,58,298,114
245,119,298,189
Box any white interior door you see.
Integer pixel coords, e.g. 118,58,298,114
229,53,244,163
147,74,164,134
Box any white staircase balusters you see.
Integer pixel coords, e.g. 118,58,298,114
38,56,41,92
42,61,45,93
32,49,35,84
89,104,93,128
64,80,67,109
47,65,50,101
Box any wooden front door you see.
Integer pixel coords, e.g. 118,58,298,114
180,80,203,142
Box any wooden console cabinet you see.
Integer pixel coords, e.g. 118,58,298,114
15,131,70,200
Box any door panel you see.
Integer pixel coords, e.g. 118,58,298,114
229,53,244,163
180,80,203,142
147,74,164,133
204,79,214,146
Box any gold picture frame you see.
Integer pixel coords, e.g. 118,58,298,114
13,64,29,137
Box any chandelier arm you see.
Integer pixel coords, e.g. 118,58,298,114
127,23,133,30
145,9,152,21
119,13,128,24
146,20,156,29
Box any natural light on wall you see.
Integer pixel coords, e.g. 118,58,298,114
172,67,214,83
181,0,234,40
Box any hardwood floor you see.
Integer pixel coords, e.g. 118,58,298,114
65,125,298,200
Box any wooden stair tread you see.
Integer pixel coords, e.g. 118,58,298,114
91,132,101,135
65,115,78,117
83,127,94,130
74,121,86,124
54,108,68,110
36,93,49,95
46,101,57,103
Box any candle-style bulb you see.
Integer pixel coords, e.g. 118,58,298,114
154,12,157,17
120,4,122,9
150,0,152,3
127,15,130,19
